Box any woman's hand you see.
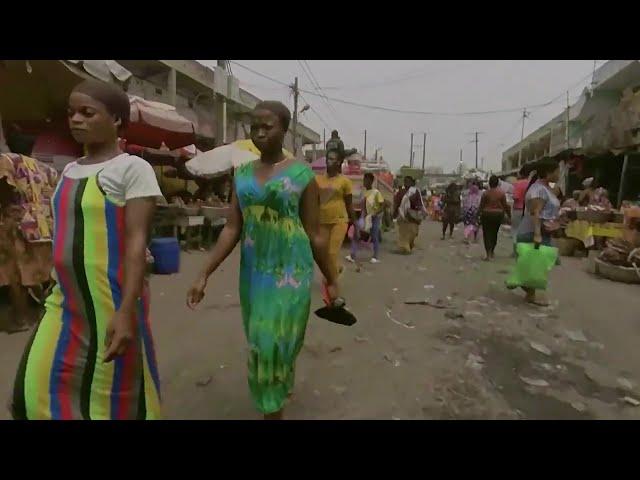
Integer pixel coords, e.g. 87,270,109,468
533,232,543,246
325,281,340,305
186,275,207,310
104,310,135,363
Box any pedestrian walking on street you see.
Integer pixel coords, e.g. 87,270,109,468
11,79,163,419
325,130,345,160
317,149,357,301
441,182,461,240
348,172,384,264
514,159,561,306
462,182,481,243
395,176,426,254
511,165,532,254
480,175,511,261
186,101,338,420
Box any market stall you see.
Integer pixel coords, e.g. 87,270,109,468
564,208,625,249
0,153,58,330
136,144,231,251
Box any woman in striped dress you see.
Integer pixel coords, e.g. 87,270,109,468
10,79,162,420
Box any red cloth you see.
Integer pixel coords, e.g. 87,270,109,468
512,179,529,210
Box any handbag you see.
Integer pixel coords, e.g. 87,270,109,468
407,208,426,223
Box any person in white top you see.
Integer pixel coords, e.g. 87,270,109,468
11,79,163,420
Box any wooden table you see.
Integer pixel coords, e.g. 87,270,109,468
176,215,205,250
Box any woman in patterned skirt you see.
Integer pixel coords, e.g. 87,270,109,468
186,101,338,420
10,79,162,419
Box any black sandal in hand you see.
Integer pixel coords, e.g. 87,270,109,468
314,297,357,326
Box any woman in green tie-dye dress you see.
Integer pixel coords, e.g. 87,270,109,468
187,101,338,419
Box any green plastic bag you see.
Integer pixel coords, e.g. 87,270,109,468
506,243,558,291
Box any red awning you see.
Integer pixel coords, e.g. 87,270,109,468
123,96,196,150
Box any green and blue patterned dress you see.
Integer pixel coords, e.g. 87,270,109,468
234,160,315,414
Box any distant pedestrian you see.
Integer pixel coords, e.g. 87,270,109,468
325,130,345,160
462,182,481,243
511,165,532,253
348,172,384,263
441,182,461,239
395,176,426,254
480,175,510,260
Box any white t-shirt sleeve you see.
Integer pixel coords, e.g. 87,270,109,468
122,156,162,201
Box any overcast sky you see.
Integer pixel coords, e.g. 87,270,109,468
201,60,600,173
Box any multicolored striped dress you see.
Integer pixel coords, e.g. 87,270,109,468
235,161,315,414
11,173,161,420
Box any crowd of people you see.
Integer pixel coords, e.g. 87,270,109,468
1,76,623,420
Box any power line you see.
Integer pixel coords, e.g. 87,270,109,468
299,92,330,129
230,60,601,118
302,60,342,121
297,60,354,134
317,61,473,90
232,61,596,117
230,61,289,87
297,60,338,122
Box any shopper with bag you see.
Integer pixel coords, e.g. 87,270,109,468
395,176,427,254
509,159,561,306
347,172,385,264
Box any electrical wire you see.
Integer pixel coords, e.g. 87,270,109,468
317,61,473,90
297,60,354,133
299,92,330,129
230,60,599,118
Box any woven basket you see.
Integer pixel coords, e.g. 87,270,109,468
594,257,640,284
554,237,582,257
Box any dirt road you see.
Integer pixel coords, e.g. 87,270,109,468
1,221,639,419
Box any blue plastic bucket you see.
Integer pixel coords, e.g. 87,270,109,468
149,237,180,274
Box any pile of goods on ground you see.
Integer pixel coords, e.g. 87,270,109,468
593,238,640,284
599,239,640,268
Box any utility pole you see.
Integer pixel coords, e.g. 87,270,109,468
215,60,229,146
323,128,326,150
469,132,483,169
422,132,427,171
364,129,367,160
518,108,529,167
566,91,570,150
292,77,299,155
409,133,414,167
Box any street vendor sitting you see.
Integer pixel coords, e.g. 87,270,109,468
559,190,581,226
578,177,595,206
591,187,613,210
562,190,581,210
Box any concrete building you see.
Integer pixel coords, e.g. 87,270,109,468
116,60,321,154
501,60,640,176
